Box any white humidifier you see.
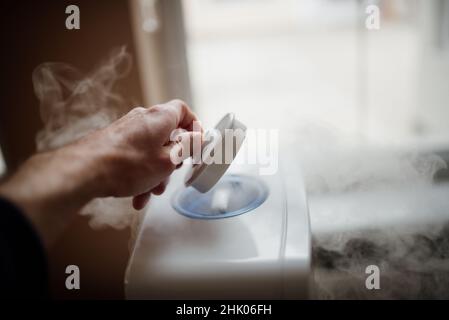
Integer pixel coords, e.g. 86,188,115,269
125,114,311,299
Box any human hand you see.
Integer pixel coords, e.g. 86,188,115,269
87,99,200,209
0,99,200,245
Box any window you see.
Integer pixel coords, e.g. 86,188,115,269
181,0,449,150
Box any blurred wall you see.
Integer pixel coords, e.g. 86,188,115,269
130,0,192,106
0,0,144,299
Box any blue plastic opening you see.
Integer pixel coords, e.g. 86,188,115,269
171,174,269,219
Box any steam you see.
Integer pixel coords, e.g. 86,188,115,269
312,223,449,299
289,123,449,299
293,123,446,195
32,46,138,229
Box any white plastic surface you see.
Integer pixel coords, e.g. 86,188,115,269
125,162,311,299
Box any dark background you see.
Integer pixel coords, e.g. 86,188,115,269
0,0,143,299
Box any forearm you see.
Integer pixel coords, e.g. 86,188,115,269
0,142,101,246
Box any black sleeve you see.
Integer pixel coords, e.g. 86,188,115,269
0,197,49,299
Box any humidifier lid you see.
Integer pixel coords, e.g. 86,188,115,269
184,113,246,193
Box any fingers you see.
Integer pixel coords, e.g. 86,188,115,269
132,191,151,210
151,179,168,195
130,99,199,211
145,100,202,148
132,178,170,210
166,99,200,131
168,131,203,165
